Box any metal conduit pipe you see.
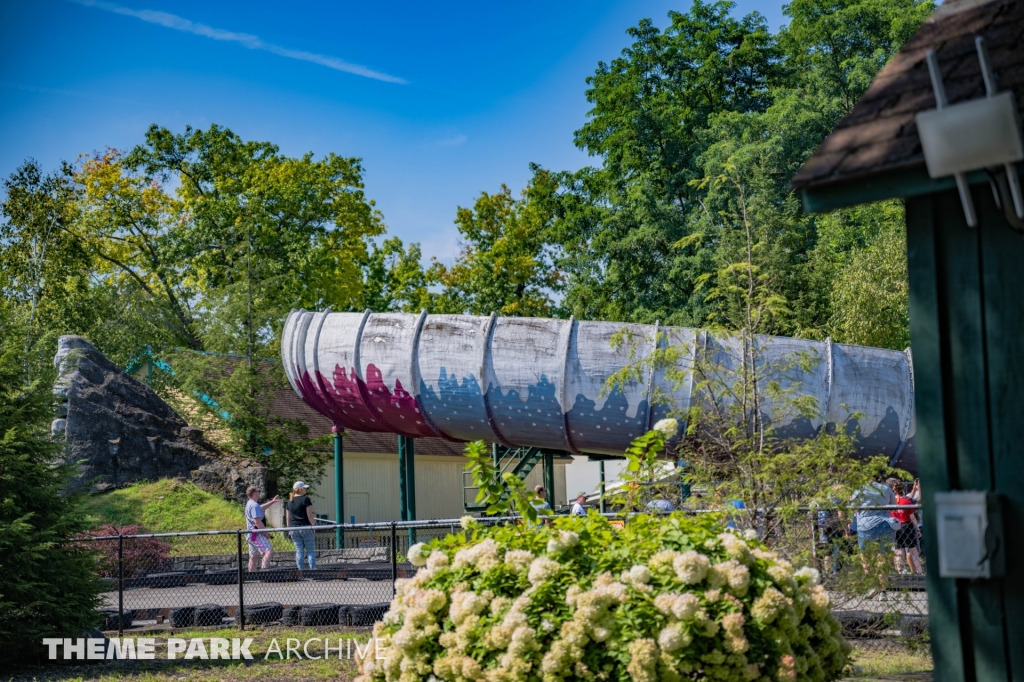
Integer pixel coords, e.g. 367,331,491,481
282,311,918,470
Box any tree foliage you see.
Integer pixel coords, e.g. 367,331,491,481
429,170,561,317
0,307,103,661
1,125,393,485
523,0,929,348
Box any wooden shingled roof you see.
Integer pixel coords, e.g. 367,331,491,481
792,0,1024,208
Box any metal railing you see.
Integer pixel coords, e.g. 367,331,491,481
72,518,512,637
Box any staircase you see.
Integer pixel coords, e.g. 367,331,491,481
463,445,545,512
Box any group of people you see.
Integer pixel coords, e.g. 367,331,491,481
243,481,318,574
821,477,924,575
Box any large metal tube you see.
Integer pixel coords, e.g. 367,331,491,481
282,311,917,468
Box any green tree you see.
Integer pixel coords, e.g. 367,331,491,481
122,123,385,354
2,124,397,490
0,160,96,364
166,352,330,490
362,237,434,313
0,306,103,662
828,213,910,349
430,170,561,316
779,0,935,111
540,0,931,337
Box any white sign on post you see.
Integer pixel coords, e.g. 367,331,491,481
934,490,1000,579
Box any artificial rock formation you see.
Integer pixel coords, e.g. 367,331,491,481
53,336,267,502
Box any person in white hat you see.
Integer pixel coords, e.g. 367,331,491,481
286,481,316,574
570,492,588,516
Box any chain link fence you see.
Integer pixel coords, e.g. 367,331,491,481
70,510,929,659
727,504,930,658
73,519,509,636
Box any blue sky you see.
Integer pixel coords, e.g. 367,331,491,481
0,0,786,264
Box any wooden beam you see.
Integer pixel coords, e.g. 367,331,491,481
907,184,1024,681
799,166,1004,214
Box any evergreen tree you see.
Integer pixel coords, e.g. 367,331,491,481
0,308,103,663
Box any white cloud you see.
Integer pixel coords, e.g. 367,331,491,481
68,0,406,84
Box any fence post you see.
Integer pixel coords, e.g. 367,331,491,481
390,521,398,598
237,530,245,630
809,511,818,567
117,534,124,639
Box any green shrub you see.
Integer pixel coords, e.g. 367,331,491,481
356,513,850,682
0,317,104,664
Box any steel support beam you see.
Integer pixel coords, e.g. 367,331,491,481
333,426,343,548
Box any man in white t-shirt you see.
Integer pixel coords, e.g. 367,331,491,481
570,493,588,516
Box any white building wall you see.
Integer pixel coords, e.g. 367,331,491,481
310,453,568,522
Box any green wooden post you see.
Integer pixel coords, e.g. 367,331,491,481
398,435,416,544
398,435,409,521
599,461,606,514
543,451,555,510
333,426,343,549
405,437,417,521
906,184,1024,682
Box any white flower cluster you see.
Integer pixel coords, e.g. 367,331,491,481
503,549,535,572
718,532,754,565
545,530,579,555
408,543,430,567
541,572,628,679
649,549,711,584
619,564,652,587
356,518,849,682
527,556,561,586
453,538,500,571
653,417,679,438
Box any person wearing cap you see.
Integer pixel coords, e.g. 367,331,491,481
244,486,279,572
570,492,588,516
286,481,316,574
532,485,551,511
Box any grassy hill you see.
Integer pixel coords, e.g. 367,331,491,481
81,479,246,533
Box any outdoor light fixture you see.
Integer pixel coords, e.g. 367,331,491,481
917,37,1024,227
933,491,1004,580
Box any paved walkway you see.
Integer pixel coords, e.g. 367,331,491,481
104,579,394,611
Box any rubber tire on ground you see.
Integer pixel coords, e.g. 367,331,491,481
300,603,340,626
245,602,283,624
337,605,351,626
194,604,226,627
350,603,389,626
900,614,929,638
833,610,885,638
200,569,237,585
170,607,196,628
282,605,303,625
98,608,134,631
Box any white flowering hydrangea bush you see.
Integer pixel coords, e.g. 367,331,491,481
356,512,850,682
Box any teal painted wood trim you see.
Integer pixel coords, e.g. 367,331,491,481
398,435,409,522
976,188,1024,678
933,187,1009,680
397,435,417,545
334,429,343,545
800,166,996,214
543,451,555,508
405,437,416,522
905,194,967,682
